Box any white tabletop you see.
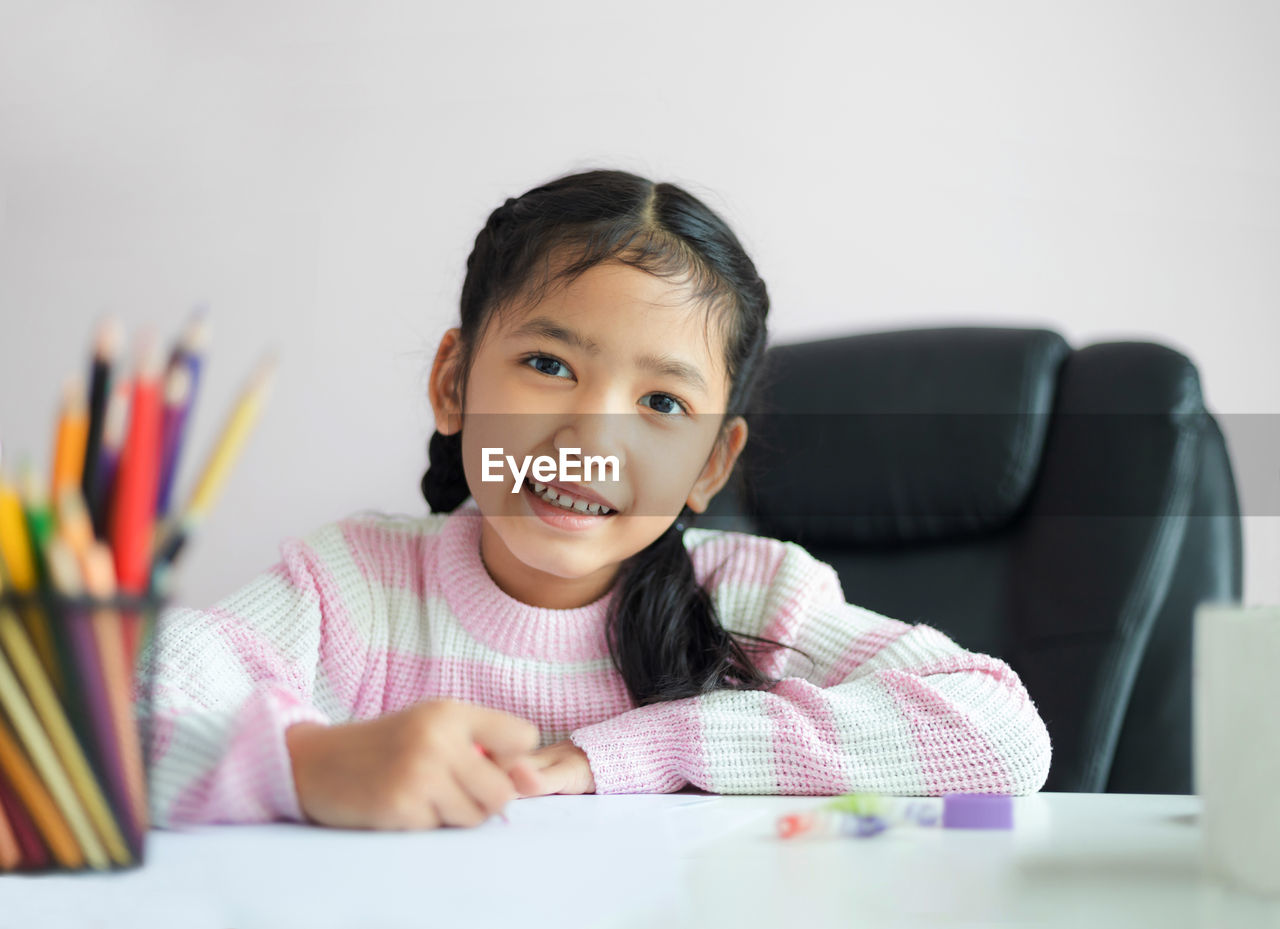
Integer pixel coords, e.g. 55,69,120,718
3,790,1279,929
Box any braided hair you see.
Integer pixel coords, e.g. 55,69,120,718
422,169,810,706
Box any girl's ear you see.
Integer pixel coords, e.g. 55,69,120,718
686,416,748,514
429,328,465,435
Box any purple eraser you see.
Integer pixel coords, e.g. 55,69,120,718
941,793,1013,829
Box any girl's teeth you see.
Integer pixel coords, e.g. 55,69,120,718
528,480,613,515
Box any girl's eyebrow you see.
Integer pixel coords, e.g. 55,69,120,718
509,315,710,397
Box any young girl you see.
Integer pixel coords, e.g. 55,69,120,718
140,168,1052,830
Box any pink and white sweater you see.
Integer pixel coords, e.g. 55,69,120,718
140,498,1053,826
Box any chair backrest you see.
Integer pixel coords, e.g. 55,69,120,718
701,326,1243,793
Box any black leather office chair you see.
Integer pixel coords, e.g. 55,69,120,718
701,327,1243,794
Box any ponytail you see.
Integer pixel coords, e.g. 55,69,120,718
421,429,469,514
606,506,800,705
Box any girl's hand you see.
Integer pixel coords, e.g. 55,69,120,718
503,739,596,797
285,698,540,831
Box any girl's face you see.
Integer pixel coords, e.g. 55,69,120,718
429,259,747,610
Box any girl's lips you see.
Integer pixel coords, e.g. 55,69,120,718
534,478,618,512
520,478,617,531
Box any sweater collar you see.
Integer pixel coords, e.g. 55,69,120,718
434,498,619,661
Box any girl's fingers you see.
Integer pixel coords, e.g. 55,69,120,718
432,772,491,828
468,708,541,758
507,759,546,798
457,753,520,816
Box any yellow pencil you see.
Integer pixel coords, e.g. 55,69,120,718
154,353,277,573
0,606,110,869
188,351,277,520
0,469,63,694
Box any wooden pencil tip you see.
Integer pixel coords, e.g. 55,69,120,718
44,537,82,596
83,542,118,596
249,350,279,393
55,486,94,552
103,384,131,447
94,316,124,360
181,307,212,354
18,460,45,507
164,363,193,405
135,330,165,381
62,374,88,413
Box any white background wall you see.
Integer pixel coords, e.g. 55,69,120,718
1,1,1276,609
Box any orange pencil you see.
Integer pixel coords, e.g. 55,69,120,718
0,781,19,870
109,333,164,664
0,713,83,869
51,376,89,501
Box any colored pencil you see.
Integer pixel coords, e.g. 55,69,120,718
44,534,141,861
156,308,208,518
0,713,80,869
0,468,64,694
0,309,273,872
84,542,148,853
89,381,130,540
0,581,131,867
0,767,49,869
50,376,89,501
55,487,148,855
81,317,123,519
18,464,87,730
154,352,277,574
0,778,19,870
155,363,192,519
0,605,109,868
110,333,164,665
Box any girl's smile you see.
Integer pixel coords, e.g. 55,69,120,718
520,476,618,531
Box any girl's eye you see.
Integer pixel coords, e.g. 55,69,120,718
521,353,572,379
640,393,690,418
521,353,689,417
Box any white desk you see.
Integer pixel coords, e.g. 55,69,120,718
3,790,1278,929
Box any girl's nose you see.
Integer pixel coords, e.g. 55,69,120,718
553,410,628,471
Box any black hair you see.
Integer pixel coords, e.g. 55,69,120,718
421,168,811,706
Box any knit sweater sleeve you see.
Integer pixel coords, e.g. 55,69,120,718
568,530,1053,797
138,520,377,827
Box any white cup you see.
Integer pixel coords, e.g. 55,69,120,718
1193,603,1280,897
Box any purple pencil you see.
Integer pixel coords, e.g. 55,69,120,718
154,365,192,518
155,308,209,519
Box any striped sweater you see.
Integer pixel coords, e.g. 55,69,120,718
139,497,1053,826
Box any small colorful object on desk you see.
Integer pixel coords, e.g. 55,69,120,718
777,792,1014,840
0,307,274,872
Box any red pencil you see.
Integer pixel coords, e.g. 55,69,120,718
109,332,164,664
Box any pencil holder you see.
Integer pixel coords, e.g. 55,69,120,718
0,588,164,873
